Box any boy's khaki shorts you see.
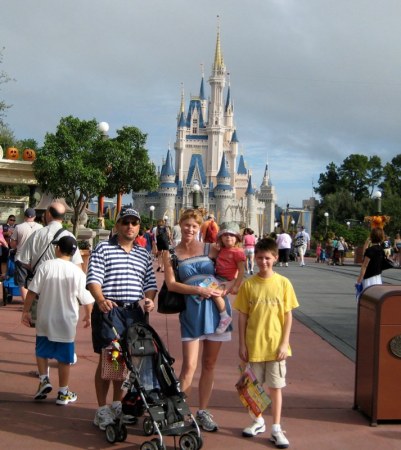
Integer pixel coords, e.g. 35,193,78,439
250,360,287,389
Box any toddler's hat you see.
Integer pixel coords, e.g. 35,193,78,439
218,221,241,240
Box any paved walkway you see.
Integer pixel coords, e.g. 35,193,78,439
1,258,401,449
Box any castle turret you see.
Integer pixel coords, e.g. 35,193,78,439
159,148,178,222
214,152,233,224
258,161,276,234
245,175,258,231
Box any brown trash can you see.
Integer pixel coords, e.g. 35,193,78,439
354,285,401,425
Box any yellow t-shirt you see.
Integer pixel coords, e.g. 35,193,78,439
233,272,299,362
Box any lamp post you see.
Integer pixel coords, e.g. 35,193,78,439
291,219,295,233
346,221,351,229
163,215,169,225
97,121,110,229
373,191,382,214
192,180,201,209
324,212,329,235
149,205,155,228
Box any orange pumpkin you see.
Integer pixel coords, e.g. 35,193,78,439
22,148,36,161
6,147,19,160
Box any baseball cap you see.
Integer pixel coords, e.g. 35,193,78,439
116,208,141,222
53,235,78,256
24,208,36,218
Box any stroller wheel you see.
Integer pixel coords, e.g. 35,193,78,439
117,424,128,442
151,438,166,450
179,432,198,450
105,424,117,443
140,441,158,450
189,431,203,450
143,417,154,436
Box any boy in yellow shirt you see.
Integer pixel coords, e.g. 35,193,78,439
233,238,299,449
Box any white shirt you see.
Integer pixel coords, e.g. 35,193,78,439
19,221,83,268
276,233,292,249
11,221,43,260
29,259,94,342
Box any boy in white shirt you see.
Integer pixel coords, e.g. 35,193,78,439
21,236,94,405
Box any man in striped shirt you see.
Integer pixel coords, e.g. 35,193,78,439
87,208,157,431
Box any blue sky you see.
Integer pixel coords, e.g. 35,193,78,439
1,0,401,208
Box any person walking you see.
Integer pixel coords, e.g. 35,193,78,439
276,229,292,267
1,214,16,277
163,208,231,432
243,228,256,274
155,219,171,272
10,208,43,303
357,227,386,291
87,208,157,431
201,214,219,244
21,236,94,405
234,238,299,449
294,226,310,267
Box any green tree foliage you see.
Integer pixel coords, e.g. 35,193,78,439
33,116,111,236
101,126,158,198
314,162,339,198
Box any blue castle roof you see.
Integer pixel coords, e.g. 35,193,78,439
186,99,205,128
237,154,247,174
186,154,207,185
245,176,256,195
231,129,239,143
160,149,176,178
217,152,231,179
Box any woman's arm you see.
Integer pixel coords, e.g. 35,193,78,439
163,251,218,298
357,255,370,283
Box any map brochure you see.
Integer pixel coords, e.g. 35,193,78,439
235,364,271,417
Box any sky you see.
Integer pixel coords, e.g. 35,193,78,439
1,0,401,209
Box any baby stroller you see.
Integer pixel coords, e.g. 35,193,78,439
104,318,203,450
2,251,21,306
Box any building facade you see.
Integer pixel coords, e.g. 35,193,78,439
134,29,276,235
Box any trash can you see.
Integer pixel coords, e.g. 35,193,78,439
354,285,401,425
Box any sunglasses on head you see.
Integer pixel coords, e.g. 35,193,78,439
121,219,140,226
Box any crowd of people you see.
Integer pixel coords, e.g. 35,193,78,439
4,205,299,449
7,204,399,448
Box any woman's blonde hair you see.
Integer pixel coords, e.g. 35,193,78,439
179,208,203,226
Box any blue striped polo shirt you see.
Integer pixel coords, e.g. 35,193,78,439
86,235,157,303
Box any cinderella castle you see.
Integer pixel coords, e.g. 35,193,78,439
133,28,276,235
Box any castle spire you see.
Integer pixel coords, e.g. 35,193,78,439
213,16,225,74
200,65,205,100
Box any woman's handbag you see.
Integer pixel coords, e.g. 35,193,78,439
382,256,397,270
157,248,186,314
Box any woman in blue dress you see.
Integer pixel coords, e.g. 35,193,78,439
163,209,232,432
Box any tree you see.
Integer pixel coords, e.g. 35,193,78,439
101,126,159,212
33,116,111,236
314,162,339,198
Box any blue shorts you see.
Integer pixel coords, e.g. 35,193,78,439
36,336,74,364
91,303,145,354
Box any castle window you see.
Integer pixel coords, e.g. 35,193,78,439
192,118,198,134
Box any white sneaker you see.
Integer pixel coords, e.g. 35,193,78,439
271,429,289,448
279,263,283,267
94,406,115,430
111,402,137,424
242,419,266,437
285,263,288,267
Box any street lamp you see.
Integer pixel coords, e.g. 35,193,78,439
149,205,155,228
346,221,351,229
192,180,201,209
163,215,169,225
97,121,110,229
291,219,295,233
373,190,382,214
324,212,329,235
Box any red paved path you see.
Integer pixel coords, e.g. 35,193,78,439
1,267,400,449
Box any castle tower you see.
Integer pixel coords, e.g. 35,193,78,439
245,175,257,232
159,148,178,222
258,162,276,234
214,152,233,224
205,25,226,184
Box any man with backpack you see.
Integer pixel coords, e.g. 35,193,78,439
201,214,219,243
294,226,310,267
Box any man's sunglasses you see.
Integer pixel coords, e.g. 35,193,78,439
121,219,140,226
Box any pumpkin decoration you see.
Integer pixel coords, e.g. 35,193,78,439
6,147,19,160
22,148,36,161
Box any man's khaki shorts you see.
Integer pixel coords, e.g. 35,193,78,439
250,360,287,389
